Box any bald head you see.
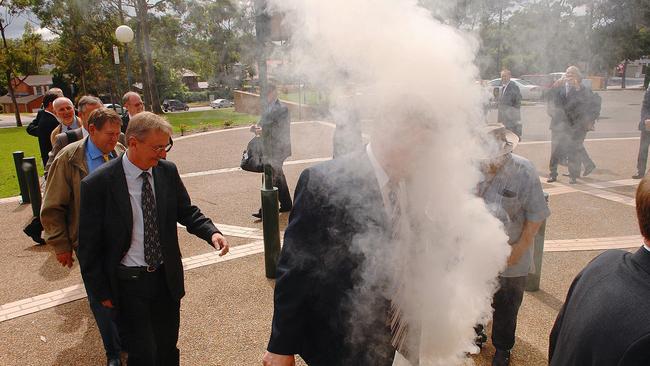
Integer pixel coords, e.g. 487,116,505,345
122,91,144,116
53,97,75,126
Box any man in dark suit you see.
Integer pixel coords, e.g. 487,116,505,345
120,91,145,133
548,175,650,366
26,89,64,167
262,111,431,366
546,66,598,184
633,86,650,179
252,84,292,218
77,112,229,366
497,69,522,139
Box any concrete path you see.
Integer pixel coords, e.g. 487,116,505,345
0,120,645,365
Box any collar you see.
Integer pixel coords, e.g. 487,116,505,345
81,127,89,138
644,244,650,253
366,143,389,191
86,136,107,160
633,246,650,275
123,150,152,178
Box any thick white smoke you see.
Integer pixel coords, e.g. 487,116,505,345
268,0,511,364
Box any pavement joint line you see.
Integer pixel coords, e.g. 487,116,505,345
179,157,333,179
519,136,640,146
540,177,637,206
0,239,266,323
172,121,323,142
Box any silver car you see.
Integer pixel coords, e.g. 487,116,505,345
210,99,233,109
486,78,543,100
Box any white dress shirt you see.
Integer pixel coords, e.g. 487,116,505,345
121,152,157,267
366,143,405,216
644,243,650,253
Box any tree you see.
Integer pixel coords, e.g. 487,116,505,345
0,0,31,126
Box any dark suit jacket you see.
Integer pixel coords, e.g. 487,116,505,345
547,85,598,133
549,247,650,366
259,99,291,162
77,156,220,305
267,151,394,366
32,110,60,167
120,113,130,134
497,81,522,126
638,87,650,131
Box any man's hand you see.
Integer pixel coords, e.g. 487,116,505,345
507,241,529,266
262,352,295,366
101,299,114,309
211,233,230,256
56,252,74,268
250,124,262,136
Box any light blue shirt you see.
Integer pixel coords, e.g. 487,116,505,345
121,152,156,267
61,116,80,132
84,137,114,174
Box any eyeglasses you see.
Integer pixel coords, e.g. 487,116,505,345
140,138,173,153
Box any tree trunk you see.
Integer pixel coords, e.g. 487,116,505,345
621,60,627,89
0,25,22,126
136,0,161,113
134,22,152,110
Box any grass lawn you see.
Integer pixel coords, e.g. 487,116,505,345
163,108,259,133
0,127,42,198
279,91,324,106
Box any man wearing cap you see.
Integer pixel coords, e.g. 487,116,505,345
476,124,550,366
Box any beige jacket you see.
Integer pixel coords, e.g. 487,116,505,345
41,137,126,254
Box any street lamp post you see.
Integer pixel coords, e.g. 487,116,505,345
115,25,134,91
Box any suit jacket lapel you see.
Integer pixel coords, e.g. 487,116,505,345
110,156,133,236
152,165,167,235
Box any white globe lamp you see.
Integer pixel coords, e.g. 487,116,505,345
115,25,134,43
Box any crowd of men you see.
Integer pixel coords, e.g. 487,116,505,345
18,75,650,366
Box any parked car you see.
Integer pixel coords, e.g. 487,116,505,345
103,103,124,115
162,99,189,112
210,99,233,109
486,78,543,101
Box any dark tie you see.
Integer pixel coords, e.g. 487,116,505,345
140,171,162,268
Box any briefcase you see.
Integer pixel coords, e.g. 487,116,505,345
240,136,264,173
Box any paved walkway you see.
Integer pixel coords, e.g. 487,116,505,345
0,121,644,365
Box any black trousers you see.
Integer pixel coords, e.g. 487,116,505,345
117,265,180,366
491,276,527,351
269,159,292,209
637,131,650,175
549,129,594,179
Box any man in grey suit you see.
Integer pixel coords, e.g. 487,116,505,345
549,175,650,365
633,86,650,179
251,84,292,218
497,69,522,139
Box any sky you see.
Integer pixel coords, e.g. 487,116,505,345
2,8,56,40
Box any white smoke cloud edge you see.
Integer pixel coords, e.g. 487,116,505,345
268,0,511,364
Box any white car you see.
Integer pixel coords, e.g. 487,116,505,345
103,103,124,114
210,99,233,109
486,78,543,100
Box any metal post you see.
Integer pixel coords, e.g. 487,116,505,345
125,45,133,91
13,151,29,204
261,164,281,278
526,192,549,292
22,157,41,218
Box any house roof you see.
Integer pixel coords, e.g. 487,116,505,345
22,75,53,86
0,94,43,104
181,69,199,77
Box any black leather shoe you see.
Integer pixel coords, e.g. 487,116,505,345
633,173,645,179
547,176,557,183
583,164,596,176
492,349,511,366
107,359,121,366
569,178,577,184
252,210,262,219
279,206,292,213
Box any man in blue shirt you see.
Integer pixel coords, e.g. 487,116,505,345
41,107,126,366
477,124,550,366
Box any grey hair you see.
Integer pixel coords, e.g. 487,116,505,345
122,91,141,105
52,97,73,109
77,95,103,113
566,65,582,80
125,111,173,141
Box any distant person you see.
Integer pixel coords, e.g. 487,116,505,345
548,175,650,366
50,97,80,145
497,69,523,139
41,108,126,366
633,86,650,179
26,88,64,167
251,84,292,218
121,91,145,133
546,66,599,184
476,124,550,366
77,112,229,366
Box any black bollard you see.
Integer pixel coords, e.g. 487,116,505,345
13,151,29,204
22,157,41,217
261,164,281,279
526,192,549,292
